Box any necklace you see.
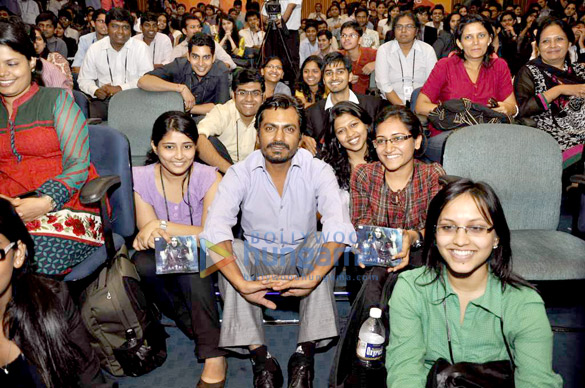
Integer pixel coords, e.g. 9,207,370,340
159,164,194,226
1,341,11,374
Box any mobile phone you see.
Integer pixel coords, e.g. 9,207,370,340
488,98,499,108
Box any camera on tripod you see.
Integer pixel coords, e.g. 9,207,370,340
264,0,281,22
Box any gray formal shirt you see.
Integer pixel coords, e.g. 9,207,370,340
201,149,355,252
47,36,68,58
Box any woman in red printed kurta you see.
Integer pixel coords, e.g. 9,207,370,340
0,21,102,275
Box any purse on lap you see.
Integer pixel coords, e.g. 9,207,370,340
428,98,512,132
425,301,515,388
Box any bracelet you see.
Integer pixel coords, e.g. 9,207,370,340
42,194,56,212
160,220,168,230
513,104,519,118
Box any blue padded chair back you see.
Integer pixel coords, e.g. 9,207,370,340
107,89,184,167
73,90,90,118
410,87,421,113
442,124,562,230
88,125,135,238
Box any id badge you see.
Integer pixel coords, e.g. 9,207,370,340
403,85,413,102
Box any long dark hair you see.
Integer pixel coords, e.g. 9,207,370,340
218,14,240,53
322,101,377,190
0,198,84,388
145,110,199,165
455,14,496,68
29,26,49,59
420,179,534,290
295,55,326,105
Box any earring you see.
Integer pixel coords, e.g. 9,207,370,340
493,244,499,249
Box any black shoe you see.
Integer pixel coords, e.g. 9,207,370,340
253,355,284,388
287,352,314,388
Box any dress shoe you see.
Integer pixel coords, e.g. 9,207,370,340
253,355,284,388
196,378,225,388
287,352,314,388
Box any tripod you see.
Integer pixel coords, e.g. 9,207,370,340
257,18,299,84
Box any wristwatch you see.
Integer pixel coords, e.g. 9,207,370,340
411,230,424,250
160,220,168,231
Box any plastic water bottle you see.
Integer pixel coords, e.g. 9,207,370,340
356,307,385,369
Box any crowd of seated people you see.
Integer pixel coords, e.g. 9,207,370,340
0,1,584,387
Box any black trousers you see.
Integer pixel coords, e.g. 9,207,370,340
132,250,227,360
264,27,300,86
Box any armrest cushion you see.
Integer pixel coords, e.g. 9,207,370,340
80,175,121,205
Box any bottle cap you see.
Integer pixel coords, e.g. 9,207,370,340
370,307,382,319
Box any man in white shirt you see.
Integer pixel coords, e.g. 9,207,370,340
134,12,173,68
299,20,318,66
72,9,108,74
375,11,437,107
17,0,39,25
78,8,153,119
239,10,264,60
170,15,236,70
355,6,380,49
262,0,302,83
308,3,326,21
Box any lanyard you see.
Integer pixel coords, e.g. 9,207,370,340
151,40,156,65
105,49,128,84
398,49,416,88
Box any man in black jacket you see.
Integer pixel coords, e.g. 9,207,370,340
303,52,386,155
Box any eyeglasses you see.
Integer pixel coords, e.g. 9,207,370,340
0,242,15,261
341,33,359,39
235,89,262,97
374,134,413,147
435,225,495,236
265,64,283,71
395,24,416,31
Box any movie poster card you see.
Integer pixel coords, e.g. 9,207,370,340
154,235,199,274
353,225,403,268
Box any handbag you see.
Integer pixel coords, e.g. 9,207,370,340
428,98,512,132
425,301,515,388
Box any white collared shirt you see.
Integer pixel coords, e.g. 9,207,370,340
262,0,302,30
425,21,443,32
134,32,173,66
324,89,360,110
239,28,265,48
375,39,437,102
78,36,154,97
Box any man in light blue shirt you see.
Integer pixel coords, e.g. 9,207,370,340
202,94,354,388
72,9,107,74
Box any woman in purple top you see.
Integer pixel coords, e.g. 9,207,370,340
131,111,226,387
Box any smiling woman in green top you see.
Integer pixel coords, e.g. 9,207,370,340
386,179,563,387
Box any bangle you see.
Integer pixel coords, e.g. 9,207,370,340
42,194,56,212
160,220,168,230
513,104,519,118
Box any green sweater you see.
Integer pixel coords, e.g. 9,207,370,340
386,267,563,387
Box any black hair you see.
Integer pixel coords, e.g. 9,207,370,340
234,0,242,6
92,8,108,22
535,17,575,63
145,111,199,164
232,68,265,93
295,55,326,105
455,15,496,68
254,94,307,136
141,11,159,25
394,10,420,31
0,198,86,388
374,105,423,139
432,4,445,13
340,20,363,36
36,11,57,27
247,1,261,12
106,7,133,26
305,19,318,31
29,25,49,58
322,101,377,190
443,12,461,35
355,6,369,17
262,55,283,69
414,6,430,16
245,10,260,21
177,3,186,10
188,32,215,56
157,13,171,35
181,14,200,31
218,14,240,53
1,20,35,60
500,10,516,23
322,51,352,73
317,29,333,40
57,9,72,21
420,179,534,290
169,16,181,31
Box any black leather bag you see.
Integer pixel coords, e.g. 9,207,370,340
426,301,515,388
428,98,512,132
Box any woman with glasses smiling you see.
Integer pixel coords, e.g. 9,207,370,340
386,179,563,387
260,56,291,98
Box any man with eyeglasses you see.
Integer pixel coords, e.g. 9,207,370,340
72,9,108,74
78,8,153,119
303,52,385,154
195,69,264,173
138,33,229,120
375,11,436,107
339,20,377,95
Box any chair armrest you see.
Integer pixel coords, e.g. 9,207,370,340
80,175,121,205
570,174,585,186
439,175,462,186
